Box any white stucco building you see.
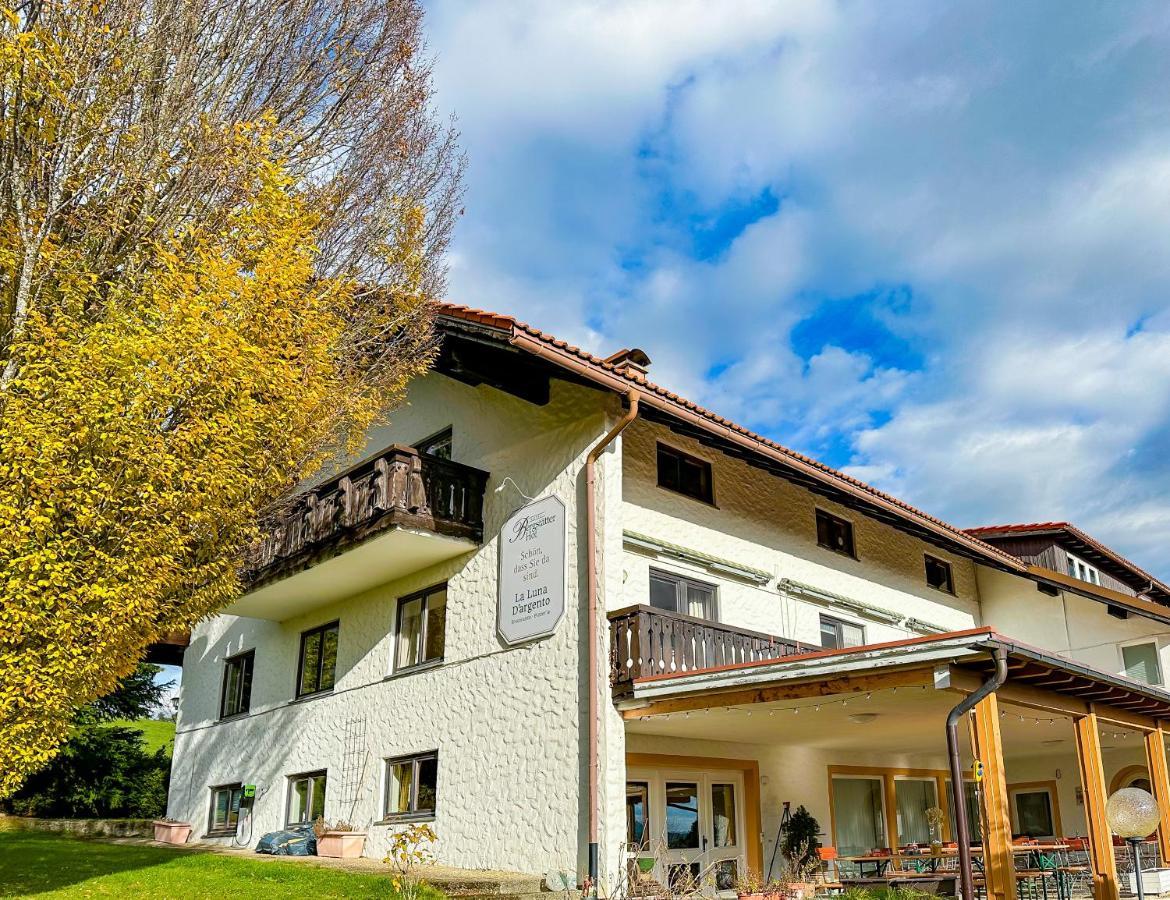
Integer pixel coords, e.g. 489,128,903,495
165,304,1170,900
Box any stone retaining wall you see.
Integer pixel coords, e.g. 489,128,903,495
0,815,153,837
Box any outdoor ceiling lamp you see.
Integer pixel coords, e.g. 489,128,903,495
1106,787,1161,900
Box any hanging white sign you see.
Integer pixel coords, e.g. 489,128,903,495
498,495,567,645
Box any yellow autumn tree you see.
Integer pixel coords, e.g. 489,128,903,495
0,1,462,794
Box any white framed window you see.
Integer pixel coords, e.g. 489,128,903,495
1067,554,1101,586
649,569,717,621
820,614,865,650
1121,641,1163,686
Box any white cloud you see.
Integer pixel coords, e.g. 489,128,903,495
425,0,1170,577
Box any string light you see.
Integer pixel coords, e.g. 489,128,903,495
654,686,1144,739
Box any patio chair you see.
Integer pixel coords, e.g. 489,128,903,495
1057,839,1092,899
814,846,844,895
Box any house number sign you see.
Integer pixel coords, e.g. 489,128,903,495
498,495,567,645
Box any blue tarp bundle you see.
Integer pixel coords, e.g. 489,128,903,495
255,823,317,856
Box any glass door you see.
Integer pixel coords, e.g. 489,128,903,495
831,775,887,856
894,777,939,847
708,778,744,895
661,779,704,892
626,767,747,897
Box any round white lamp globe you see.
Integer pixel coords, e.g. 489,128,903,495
1106,787,1160,839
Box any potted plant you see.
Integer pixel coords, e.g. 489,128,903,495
735,868,767,900
152,818,192,844
314,817,367,858
780,807,821,900
926,806,946,854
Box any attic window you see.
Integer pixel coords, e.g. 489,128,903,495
657,444,713,504
925,555,955,594
816,509,856,558
1067,554,1101,587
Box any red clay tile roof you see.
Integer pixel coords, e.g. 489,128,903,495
435,302,1027,572
966,522,1170,598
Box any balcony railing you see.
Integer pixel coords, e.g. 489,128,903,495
246,445,489,588
608,605,811,695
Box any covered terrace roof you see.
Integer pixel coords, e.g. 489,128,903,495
620,628,1170,726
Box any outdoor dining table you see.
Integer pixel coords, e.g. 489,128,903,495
838,847,982,878
839,843,1069,878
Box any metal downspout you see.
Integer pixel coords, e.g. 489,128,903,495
947,646,1009,900
586,391,639,896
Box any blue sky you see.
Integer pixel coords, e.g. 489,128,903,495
423,0,1170,580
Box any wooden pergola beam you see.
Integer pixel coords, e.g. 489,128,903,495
970,692,1017,900
947,669,1157,732
1075,712,1120,900
619,665,936,719
1146,724,1170,865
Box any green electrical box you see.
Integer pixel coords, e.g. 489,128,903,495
242,784,257,799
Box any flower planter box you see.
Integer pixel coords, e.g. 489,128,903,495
152,821,192,845
316,831,367,859
1130,868,1170,896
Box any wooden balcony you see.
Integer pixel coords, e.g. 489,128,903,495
608,605,810,697
245,444,489,592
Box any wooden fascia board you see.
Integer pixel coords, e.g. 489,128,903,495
1028,565,1170,624
620,664,938,720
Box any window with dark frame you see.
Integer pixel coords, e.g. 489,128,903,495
208,783,243,836
287,771,327,826
416,427,452,461
656,443,714,504
384,752,438,820
296,621,339,698
395,585,447,672
219,650,254,719
815,509,855,557
924,555,955,594
648,569,717,621
819,614,865,650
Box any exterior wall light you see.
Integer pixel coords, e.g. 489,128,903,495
1106,787,1161,900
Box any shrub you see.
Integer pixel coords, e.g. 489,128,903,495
4,725,169,819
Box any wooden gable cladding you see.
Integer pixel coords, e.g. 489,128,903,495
989,534,1138,597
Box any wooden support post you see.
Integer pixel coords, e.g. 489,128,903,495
1075,712,1120,900
971,693,1017,900
1145,723,1170,865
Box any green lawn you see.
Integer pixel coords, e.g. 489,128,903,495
105,718,175,755
0,831,441,899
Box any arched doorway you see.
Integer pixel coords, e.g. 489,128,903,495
1110,765,1152,793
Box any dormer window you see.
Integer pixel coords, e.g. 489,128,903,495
1067,554,1101,587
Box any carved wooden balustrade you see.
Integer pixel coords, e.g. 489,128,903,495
246,445,489,588
608,605,810,696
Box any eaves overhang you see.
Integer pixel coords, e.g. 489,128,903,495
433,305,1028,576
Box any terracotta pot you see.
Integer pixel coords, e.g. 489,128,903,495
785,882,816,900
152,821,192,845
316,831,367,859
